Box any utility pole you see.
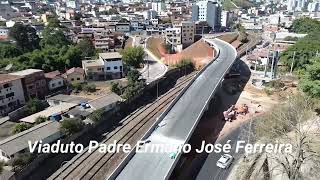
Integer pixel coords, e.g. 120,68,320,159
270,50,276,79
264,49,270,77
290,51,296,75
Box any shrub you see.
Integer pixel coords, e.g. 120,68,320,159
9,152,34,172
83,83,96,92
24,99,49,116
60,118,84,135
34,116,47,125
12,123,32,134
72,82,83,91
265,80,285,89
89,109,104,123
176,58,195,71
111,82,122,95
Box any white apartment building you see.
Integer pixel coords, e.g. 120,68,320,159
192,0,221,30
0,74,25,116
151,2,166,13
165,27,182,52
0,27,9,40
100,52,123,79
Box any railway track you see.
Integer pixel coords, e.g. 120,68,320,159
49,72,197,180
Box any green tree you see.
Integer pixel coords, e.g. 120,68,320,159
111,82,122,95
34,116,47,125
176,58,195,70
9,23,40,52
88,108,104,123
0,45,22,58
280,33,320,71
120,46,145,68
63,45,82,67
76,38,95,58
127,69,141,84
60,118,84,135
83,83,96,92
41,28,69,48
12,123,32,134
24,99,48,116
292,17,320,33
299,58,320,98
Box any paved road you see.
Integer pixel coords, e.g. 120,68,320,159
131,36,167,84
195,124,247,180
112,38,237,180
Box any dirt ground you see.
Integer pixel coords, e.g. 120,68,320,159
71,79,128,99
147,37,214,69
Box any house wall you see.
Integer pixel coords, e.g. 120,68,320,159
48,78,64,91
0,149,10,162
116,24,130,32
67,73,84,84
104,60,123,74
0,78,26,116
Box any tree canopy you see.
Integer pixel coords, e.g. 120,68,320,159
60,118,84,135
76,38,95,58
12,123,32,134
120,46,145,68
292,17,320,33
280,33,320,71
9,23,40,52
299,58,320,98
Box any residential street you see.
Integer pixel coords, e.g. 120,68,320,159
132,36,168,84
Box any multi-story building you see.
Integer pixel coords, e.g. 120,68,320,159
82,52,123,80
0,27,9,40
116,23,130,32
151,2,166,13
173,21,195,48
94,35,114,52
308,1,320,12
192,0,221,31
10,69,48,100
100,52,123,79
221,11,230,29
82,59,105,81
165,27,182,52
0,74,25,116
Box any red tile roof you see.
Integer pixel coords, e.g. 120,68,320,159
45,70,61,79
66,67,84,75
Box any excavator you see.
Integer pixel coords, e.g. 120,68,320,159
223,104,248,121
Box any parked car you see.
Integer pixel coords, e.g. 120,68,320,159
216,154,234,169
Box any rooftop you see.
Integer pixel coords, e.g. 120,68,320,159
45,70,62,79
10,69,43,77
19,103,77,124
0,121,61,156
0,74,22,84
82,59,104,67
66,67,84,75
47,94,91,104
99,52,122,60
89,93,122,110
